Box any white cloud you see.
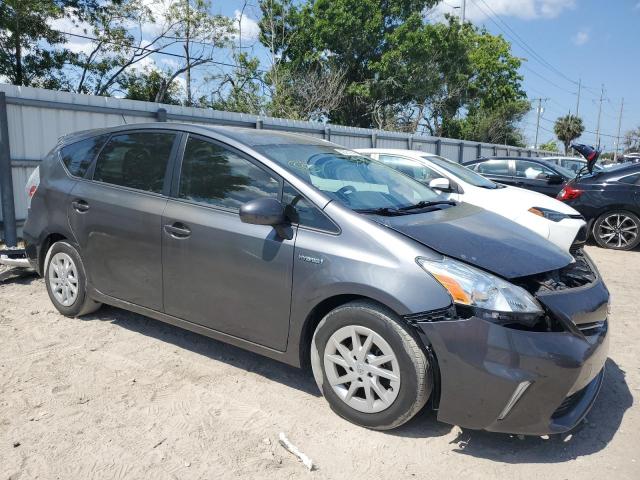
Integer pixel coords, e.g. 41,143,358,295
572,30,589,46
431,0,576,23
47,9,96,54
232,9,260,43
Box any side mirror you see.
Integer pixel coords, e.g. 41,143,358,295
239,197,286,226
429,177,452,192
546,174,564,185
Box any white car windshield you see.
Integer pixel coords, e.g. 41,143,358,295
256,144,443,212
422,155,499,189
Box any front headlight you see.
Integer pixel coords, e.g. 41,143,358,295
416,256,543,325
528,207,569,222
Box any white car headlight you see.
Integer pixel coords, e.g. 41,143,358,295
528,207,572,222
416,256,543,324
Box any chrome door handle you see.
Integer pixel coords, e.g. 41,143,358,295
164,222,191,238
71,199,89,212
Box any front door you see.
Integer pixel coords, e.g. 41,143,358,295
68,130,179,310
513,160,564,196
161,135,295,351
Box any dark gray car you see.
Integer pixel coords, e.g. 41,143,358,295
23,123,609,434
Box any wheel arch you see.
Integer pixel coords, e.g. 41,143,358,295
38,232,69,275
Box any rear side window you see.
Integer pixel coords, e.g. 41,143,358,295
378,155,440,183
178,136,280,210
93,132,176,193
476,160,510,175
60,135,108,178
282,183,339,233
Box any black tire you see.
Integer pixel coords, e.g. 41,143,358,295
44,241,102,317
311,300,431,430
592,210,640,251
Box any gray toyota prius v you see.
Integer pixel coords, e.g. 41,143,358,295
23,123,609,434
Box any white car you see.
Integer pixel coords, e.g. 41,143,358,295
356,149,586,252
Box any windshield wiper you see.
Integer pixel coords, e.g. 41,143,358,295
398,200,456,211
355,207,407,216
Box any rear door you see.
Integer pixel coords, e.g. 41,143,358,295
68,130,180,311
513,160,564,196
161,134,296,351
474,159,514,186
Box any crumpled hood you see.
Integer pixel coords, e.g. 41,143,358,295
373,203,573,279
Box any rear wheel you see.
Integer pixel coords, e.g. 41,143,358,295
592,211,640,250
44,241,102,317
311,301,431,430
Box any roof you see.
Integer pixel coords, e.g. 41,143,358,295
59,122,333,148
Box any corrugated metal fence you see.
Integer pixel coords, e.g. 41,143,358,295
0,84,554,243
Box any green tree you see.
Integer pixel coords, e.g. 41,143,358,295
205,53,265,114
554,114,585,154
119,68,183,105
259,0,439,127
539,139,559,152
0,0,67,87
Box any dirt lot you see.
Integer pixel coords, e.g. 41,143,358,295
0,246,638,480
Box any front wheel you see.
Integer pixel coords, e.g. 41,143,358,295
311,301,432,430
592,211,640,250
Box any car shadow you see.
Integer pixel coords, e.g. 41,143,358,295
82,305,322,397
444,359,632,463
83,306,631,454
0,267,39,284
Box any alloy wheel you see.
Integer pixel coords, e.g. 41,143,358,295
597,213,639,249
48,252,79,307
323,325,401,414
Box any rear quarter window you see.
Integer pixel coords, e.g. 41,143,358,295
60,135,109,178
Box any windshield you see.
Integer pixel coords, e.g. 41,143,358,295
421,155,499,189
254,144,441,211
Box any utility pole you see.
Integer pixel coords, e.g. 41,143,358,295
533,98,548,150
575,78,581,116
461,0,466,24
595,84,604,149
613,98,624,163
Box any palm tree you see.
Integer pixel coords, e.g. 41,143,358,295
554,114,585,154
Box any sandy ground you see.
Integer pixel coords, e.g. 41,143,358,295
0,246,638,480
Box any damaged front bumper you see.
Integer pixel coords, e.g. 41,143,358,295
413,252,610,436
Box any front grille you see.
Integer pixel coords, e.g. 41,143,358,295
552,384,588,419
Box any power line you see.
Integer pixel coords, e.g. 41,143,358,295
474,0,585,89
471,0,602,106
52,29,267,73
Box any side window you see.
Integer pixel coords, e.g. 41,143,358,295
282,183,339,233
619,173,640,185
561,159,582,173
93,132,176,193
179,136,280,210
515,161,556,179
378,155,441,183
60,135,108,178
476,160,510,175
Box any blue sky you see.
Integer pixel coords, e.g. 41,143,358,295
214,0,640,150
